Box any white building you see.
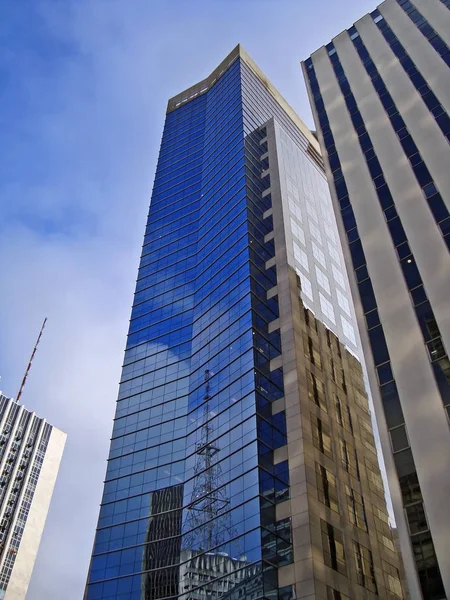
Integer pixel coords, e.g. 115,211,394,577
0,393,65,599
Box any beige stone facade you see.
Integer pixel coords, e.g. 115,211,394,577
262,118,407,599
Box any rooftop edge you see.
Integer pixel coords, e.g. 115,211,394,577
166,44,320,154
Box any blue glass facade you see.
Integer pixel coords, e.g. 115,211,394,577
85,54,297,600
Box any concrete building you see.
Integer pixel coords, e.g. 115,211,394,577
85,45,405,600
303,1,450,598
0,392,65,599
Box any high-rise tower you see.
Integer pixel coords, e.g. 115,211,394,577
85,45,405,600
0,392,65,599
303,1,450,597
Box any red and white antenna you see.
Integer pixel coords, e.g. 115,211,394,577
16,318,47,403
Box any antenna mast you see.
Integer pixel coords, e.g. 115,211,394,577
16,318,47,403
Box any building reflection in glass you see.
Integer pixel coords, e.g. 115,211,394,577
141,485,183,599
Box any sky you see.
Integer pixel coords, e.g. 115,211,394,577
0,0,379,598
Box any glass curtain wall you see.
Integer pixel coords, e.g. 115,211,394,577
85,58,294,600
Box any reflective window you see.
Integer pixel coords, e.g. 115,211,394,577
297,272,313,302
308,372,327,412
316,463,339,513
320,292,336,324
336,289,350,316
345,485,368,531
293,242,309,272
341,316,356,346
327,587,350,600
290,217,305,246
312,242,326,268
383,560,404,598
321,520,346,575
309,221,322,243
316,265,331,294
332,263,345,288
353,541,378,593
312,415,333,459
328,241,341,265
289,199,303,222
340,439,359,480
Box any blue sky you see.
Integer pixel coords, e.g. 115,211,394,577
0,1,378,598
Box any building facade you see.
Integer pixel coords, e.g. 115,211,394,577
0,393,65,599
303,1,450,598
85,45,405,600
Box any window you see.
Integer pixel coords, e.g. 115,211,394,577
330,357,337,382
306,338,323,371
359,416,377,454
312,415,333,459
422,182,437,199
310,221,322,243
354,390,370,414
328,241,341,265
275,518,293,566
341,316,356,346
366,458,384,496
279,585,296,600
327,587,350,600
339,368,347,393
289,198,303,222
326,328,332,348
321,520,346,575
377,361,394,385
304,308,317,333
383,561,404,599
324,221,337,242
410,529,445,597
354,541,377,593
345,485,368,531
290,217,305,245
261,518,293,567
293,242,309,272
312,242,326,267
390,424,409,453
316,463,339,513
340,439,359,479
332,263,345,288
308,372,326,411
286,177,298,196
297,272,313,301
406,501,429,535
336,289,351,315
335,396,353,434
316,266,331,294
373,504,389,525
372,504,396,551
306,201,319,223
320,293,336,324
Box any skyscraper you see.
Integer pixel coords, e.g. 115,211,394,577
0,392,65,599
85,45,405,600
303,1,450,597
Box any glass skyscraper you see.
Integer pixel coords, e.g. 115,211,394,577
303,0,450,597
85,45,405,600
